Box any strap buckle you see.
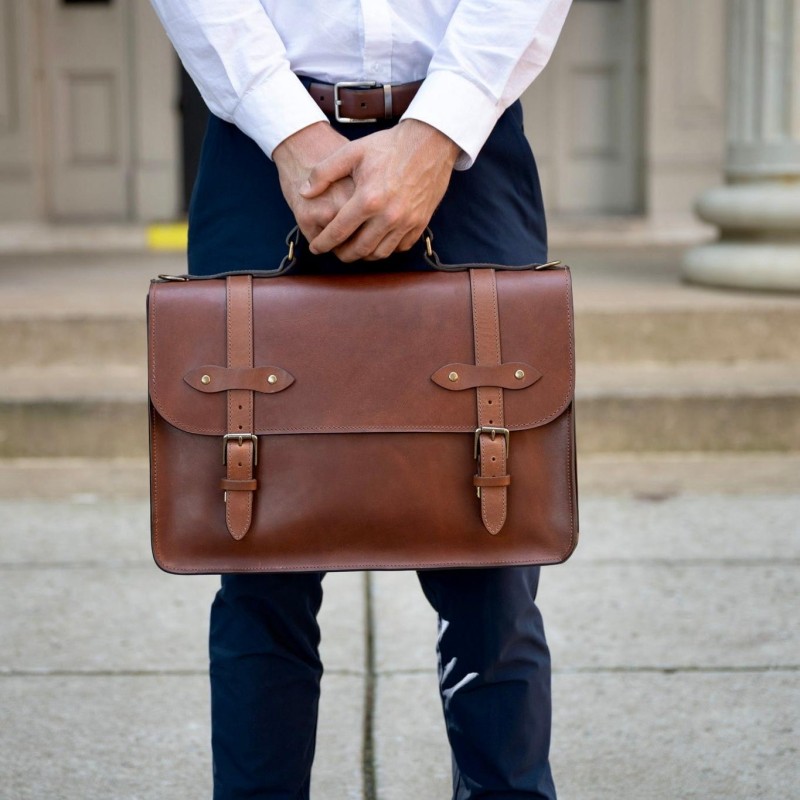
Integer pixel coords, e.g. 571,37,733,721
473,426,510,460
222,433,259,466
334,81,378,123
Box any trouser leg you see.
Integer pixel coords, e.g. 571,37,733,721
417,566,557,800
209,571,325,800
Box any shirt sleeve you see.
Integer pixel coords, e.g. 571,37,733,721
401,0,573,170
148,0,327,159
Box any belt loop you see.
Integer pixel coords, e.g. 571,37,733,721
383,84,393,119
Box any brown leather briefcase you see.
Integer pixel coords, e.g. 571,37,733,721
147,235,578,574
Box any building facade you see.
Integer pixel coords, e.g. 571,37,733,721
0,0,727,234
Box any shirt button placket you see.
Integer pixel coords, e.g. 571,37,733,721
359,0,393,83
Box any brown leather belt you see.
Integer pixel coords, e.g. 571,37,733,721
307,80,423,123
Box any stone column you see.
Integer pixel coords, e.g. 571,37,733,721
683,0,800,290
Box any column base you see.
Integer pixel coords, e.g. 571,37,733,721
682,241,800,291
694,182,800,232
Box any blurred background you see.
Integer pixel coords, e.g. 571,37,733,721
0,2,798,799
0,0,732,240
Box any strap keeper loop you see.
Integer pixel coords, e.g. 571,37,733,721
220,478,258,492
473,474,512,488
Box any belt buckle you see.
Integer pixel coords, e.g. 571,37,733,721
222,433,259,466
473,427,511,460
334,80,378,123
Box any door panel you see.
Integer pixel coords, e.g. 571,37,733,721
42,0,131,220
521,0,643,215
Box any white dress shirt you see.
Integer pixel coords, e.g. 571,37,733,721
149,0,572,170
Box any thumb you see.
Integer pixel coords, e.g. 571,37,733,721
300,145,360,198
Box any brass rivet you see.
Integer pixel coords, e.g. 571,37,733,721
267,374,278,385
201,374,211,385
448,371,459,382
514,369,525,380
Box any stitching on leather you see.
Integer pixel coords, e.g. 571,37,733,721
150,396,573,433
223,277,256,539
186,365,292,393
154,554,565,573
226,493,252,539
480,436,507,535
226,279,234,430
491,271,506,533
244,279,254,534
470,269,482,363
150,403,161,562
559,402,578,561
246,277,253,432
473,269,507,534
490,271,505,423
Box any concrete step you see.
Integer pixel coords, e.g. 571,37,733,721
2,248,799,367
1,362,798,457
2,453,798,500
0,316,145,367
575,306,800,363
576,361,800,452
3,303,800,367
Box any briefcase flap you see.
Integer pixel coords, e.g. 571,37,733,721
148,268,574,436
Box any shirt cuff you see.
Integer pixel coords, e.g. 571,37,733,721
231,68,328,160
400,70,502,171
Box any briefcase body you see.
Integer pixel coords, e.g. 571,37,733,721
147,260,578,574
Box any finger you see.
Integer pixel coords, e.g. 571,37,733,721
362,228,407,262
300,145,360,199
295,204,336,242
396,226,425,253
306,202,338,233
333,225,382,264
332,219,390,263
295,181,353,241
308,197,372,255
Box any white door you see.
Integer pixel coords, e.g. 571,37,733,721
40,0,132,220
521,0,643,215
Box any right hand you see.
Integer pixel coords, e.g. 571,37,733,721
272,122,354,243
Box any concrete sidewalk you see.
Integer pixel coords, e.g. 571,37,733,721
1,242,798,797
1,461,798,800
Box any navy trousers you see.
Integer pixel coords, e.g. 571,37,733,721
188,93,556,800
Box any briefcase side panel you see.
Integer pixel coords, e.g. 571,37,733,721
150,403,578,574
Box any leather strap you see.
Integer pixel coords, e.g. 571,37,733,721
307,80,422,121
472,474,512,488
224,276,256,540
431,362,541,391
220,478,258,492
185,365,294,394
470,268,509,535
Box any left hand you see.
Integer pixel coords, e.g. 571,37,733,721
299,119,460,262
271,121,354,245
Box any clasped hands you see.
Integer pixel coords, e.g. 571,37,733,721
272,119,460,262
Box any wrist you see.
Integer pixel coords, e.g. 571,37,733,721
273,121,343,172
397,119,460,167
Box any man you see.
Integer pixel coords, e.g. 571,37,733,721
149,2,573,798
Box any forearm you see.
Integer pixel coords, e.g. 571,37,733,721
401,0,573,169
148,0,326,158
